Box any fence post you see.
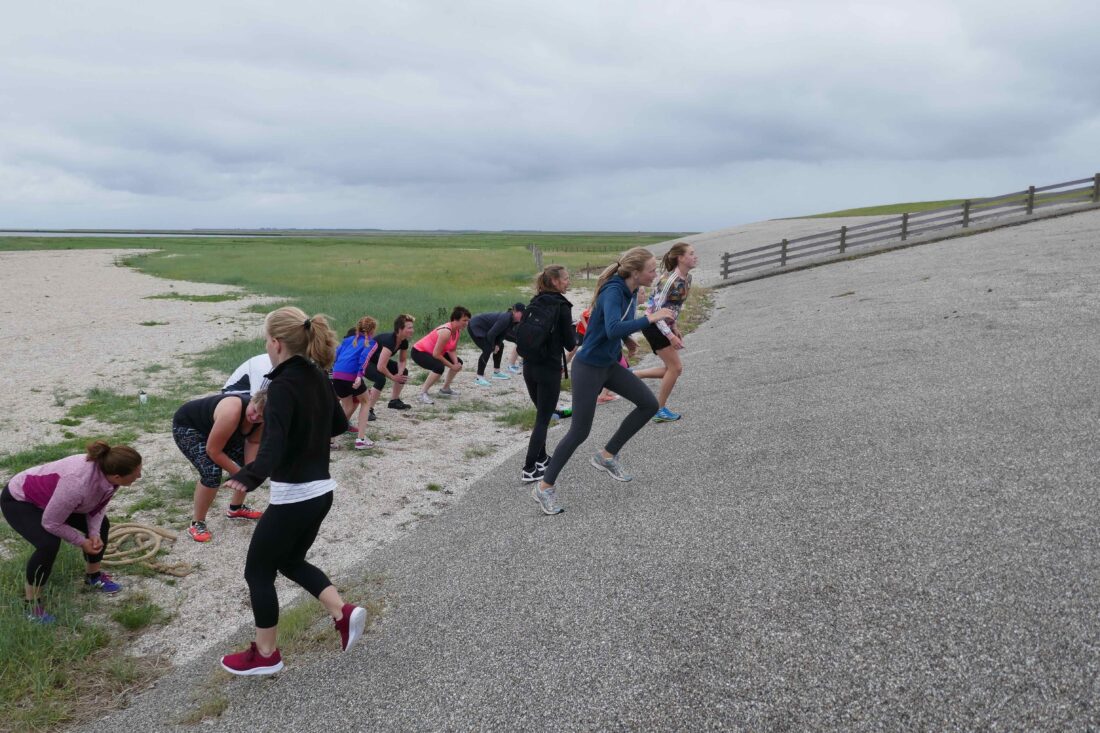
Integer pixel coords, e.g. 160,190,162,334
721,252,730,279
838,226,847,254
1026,185,1036,215
780,239,788,266
1093,174,1099,203
962,200,971,228
901,212,909,241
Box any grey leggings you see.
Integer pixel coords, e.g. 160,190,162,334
543,359,659,486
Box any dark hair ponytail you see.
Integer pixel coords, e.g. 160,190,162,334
85,440,142,476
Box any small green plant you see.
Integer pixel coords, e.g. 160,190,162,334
145,292,241,303
55,417,81,427
494,407,537,430
110,594,167,631
143,363,166,373
139,321,169,326
463,445,493,459
426,483,443,492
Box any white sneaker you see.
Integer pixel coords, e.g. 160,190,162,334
439,386,459,397
418,392,434,405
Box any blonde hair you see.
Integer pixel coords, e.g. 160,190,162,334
249,388,268,413
352,316,377,347
85,440,142,477
265,306,337,370
535,265,568,294
592,247,654,308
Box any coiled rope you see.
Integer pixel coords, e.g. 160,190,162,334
102,522,193,577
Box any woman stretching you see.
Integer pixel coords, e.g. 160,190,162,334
363,313,416,417
520,266,576,483
173,391,267,542
467,304,524,386
632,242,699,422
411,306,471,404
220,306,367,676
532,248,673,515
1,440,142,622
333,316,377,450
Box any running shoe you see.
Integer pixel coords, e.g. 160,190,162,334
220,642,284,676
596,393,619,405
368,409,377,422
388,399,412,410
652,406,681,422
474,377,491,387
492,371,511,380
345,423,359,433
188,521,212,542
355,437,375,450
25,605,55,624
535,455,552,471
507,364,522,374
532,485,563,515
439,387,459,397
521,465,545,483
334,603,367,652
418,393,434,405
85,572,122,594
591,452,633,482
226,504,263,520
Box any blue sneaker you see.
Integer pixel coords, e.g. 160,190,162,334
474,377,491,387
492,371,511,380
85,572,122,594
507,364,522,374
26,605,56,624
652,407,681,422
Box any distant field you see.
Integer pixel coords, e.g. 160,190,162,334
0,232,688,373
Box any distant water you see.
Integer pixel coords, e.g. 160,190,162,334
0,231,260,238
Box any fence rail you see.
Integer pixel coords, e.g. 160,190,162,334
720,174,1100,280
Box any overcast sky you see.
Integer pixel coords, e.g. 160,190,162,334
1,1,1096,232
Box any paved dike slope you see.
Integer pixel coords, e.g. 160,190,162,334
92,210,1100,731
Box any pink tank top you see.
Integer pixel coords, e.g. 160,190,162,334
413,324,460,354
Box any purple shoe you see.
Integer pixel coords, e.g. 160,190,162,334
26,605,56,624
85,572,122,594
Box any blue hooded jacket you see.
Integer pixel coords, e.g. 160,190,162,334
576,275,650,367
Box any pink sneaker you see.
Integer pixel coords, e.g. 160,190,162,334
334,603,367,652
220,642,284,676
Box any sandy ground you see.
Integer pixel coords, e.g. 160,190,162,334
0,248,598,665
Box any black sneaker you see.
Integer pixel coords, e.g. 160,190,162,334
521,465,545,483
388,399,412,410
368,409,377,422
535,455,552,471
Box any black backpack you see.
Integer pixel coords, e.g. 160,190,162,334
515,295,559,361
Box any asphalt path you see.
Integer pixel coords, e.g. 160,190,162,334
91,210,1100,731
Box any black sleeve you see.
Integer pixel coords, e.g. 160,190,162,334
329,386,347,437
558,301,576,352
486,312,511,343
230,379,293,491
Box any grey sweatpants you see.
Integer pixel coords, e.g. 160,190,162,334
542,358,659,486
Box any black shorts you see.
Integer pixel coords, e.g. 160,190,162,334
332,378,367,398
412,349,462,375
364,360,407,390
642,323,672,352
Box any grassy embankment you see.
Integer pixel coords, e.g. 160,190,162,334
0,231,691,731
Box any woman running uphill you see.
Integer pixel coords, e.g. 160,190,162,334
533,248,673,515
220,306,367,676
633,242,699,422
1,440,142,622
520,266,576,482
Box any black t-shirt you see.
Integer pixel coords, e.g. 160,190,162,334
367,332,409,365
173,394,250,437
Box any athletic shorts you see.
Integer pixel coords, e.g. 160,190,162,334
412,349,462,375
642,323,672,352
364,360,407,391
332,377,367,399
172,424,244,488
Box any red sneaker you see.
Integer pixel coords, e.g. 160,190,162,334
220,642,284,676
334,603,367,652
188,521,212,542
225,504,263,520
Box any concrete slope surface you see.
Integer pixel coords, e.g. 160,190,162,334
91,209,1100,731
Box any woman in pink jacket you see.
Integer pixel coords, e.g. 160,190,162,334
1,440,143,623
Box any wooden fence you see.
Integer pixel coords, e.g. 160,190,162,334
720,174,1100,280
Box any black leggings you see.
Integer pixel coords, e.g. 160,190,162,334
244,491,334,628
471,334,504,376
523,364,560,470
542,359,658,486
1,485,109,587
